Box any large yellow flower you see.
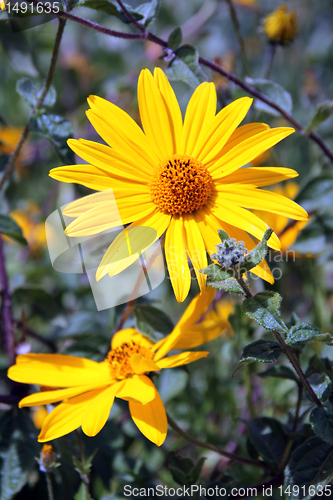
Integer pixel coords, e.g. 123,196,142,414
49,68,307,302
8,289,230,446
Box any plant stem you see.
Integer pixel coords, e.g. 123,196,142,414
0,236,15,365
41,7,333,164
0,17,66,193
115,0,146,32
45,473,54,500
167,413,268,470
75,430,90,500
226,0,250,75
263,42,277,79
234,275,322,407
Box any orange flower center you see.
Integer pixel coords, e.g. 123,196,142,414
150,154,213,215
107,341,154,379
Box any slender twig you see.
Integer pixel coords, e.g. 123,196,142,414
234,274,322,407
0,236,15,365
263,42,277,79
75,430,90,500
293,380,303,432
33,6,333,165
0,17,67,193
167,413,269,470
115,0,146,33
15,321,57,352
225,0,250,75
45,473,54,500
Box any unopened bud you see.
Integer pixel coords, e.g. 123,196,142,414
264,5,297,45
211,239,247,269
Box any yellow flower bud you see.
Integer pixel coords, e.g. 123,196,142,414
264,5,297,44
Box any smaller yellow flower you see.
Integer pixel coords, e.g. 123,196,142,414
0,126,32,176
39,444,58,472
32,406,49,430
264,5,297,44
6,206,46,253
8,289,232,446
254,182,308,253
0,0,7,10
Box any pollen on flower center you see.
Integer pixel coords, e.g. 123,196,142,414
107,341,153,379
150,154,213,215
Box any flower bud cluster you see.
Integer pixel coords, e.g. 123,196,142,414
211,239,247,269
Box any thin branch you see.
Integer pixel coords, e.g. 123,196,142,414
45,473,55,500
15,321,57,352
167,413,269,470
234,274,322,407
0,17,67,193
225,0,250,75
0,236,15,365
115,0,146,32
263,42,277,79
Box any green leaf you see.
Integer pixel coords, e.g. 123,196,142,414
166,44,207,88
0,214,27,245
240,339,282,363
206,278,244,294
30,113,74,164
0,410,39,500
134,305,174,338
310,403,333,444
258,365,299,383
307,374,332,403
247,417,288,468
13,286,61,318
135,0,160,27
294,173,333,212
305,101,333,133
200,264,233,281
168,27,183,50
285,437,333,498
218,229,231,242
76,0,143,23
242,291,288,334
240,228,273,273
74,484,93,500
245,77,293,116
286,322,333,346
16,77,56,108
167,453,206,486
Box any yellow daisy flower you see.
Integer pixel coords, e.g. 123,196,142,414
264,5,297,45
8,289,231,446
49,68,307,302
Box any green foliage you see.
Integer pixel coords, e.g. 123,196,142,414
305,101,333,133
307,373,332,402
233,339,282,375
258,365,299,383
168,27,182,50
30,114,74,164
166,44,206,88
0,214,27,245
310,403,333,444
242,291,288,335
135,0,160,27
239,228,273,273
16,77,56,108
286,323,333,346
133,304,174,338
167,453,206,486
247,417,288,468
245,77,293,116
76,0,144,23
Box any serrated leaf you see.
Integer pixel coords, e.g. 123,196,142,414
166,44,206,88
200,264,233,281
218,229,230,242
305,101,333,133
240,228,273,273
247,417,288,468
245,77,293,116
241,339,282,363
30,113,74,164
168,27,182,50
0,214,27,245
307,374,332,403
207,278,244,294
135,0,160,27
242,291,288,334
134,305,174,338
310,403,333,444
286,323,333,346
285,437,333,498
16,77,56,108
76,0,143,23
258,365,299,383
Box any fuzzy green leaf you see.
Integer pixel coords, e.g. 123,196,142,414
305,101,333,133
247,417,288,468
242,291,288,334
310,403,333,444
240,228,273,273
16,77,56,107
307,374,332,403
240,339,282,363
206,278,244,294
0,214,27,245
258,365,299,383
30,113,74,164
134,305,174,338
76,0,143,23
245,77,292,116
286,323,333,346
168,27,183,50
166,44,206,88
200,264,233,281
136,0,160,27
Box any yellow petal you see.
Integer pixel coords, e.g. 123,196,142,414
209,127,295,178
154,67,183,152
49,164,116,191
8,354,111,387
164,215,191,303
111,328,154,349
222,166,299,187
183,214,207,293
181,82,217,156
87,95,159,166
116,374,156,404
138,69,176,159
213,122,269,160
280,220,309,251
130,354,160,374
96,210,170,281
193,208,225,254
38,389,103,442
19,384,107,408
156,351,209,369
82,384,119,437
129,381,167,446
153,288,216,361
197,98,253,163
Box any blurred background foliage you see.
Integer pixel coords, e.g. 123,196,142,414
1,0,333,498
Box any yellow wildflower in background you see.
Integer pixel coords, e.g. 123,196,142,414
7,206,46,253
264,5,297,45
49,68,307,302
0,126,32,176
0,0,7,10
254,182,309,253
8,289,231,446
